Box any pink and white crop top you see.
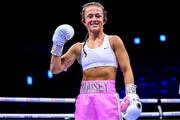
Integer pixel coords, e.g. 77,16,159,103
80,34,118,71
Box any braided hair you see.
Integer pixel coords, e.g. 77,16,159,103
82,34,88,57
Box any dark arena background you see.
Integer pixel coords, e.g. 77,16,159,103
1,0,179,119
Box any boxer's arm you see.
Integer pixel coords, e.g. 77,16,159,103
50,24,75,74
50,43,80,74
110,36,142,119
110,35,134,86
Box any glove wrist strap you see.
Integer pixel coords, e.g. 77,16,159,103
51,44,63,56
125,84,137,95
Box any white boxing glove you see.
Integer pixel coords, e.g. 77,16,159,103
122,93,142,120
52,24,74,46
51,24,74,56
121,84,142,120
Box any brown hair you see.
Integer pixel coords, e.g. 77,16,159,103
80,2,107,22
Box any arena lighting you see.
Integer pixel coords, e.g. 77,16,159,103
133,37,141,45
179,84,180,95
159,34,166,42
139,76,145,82
171,76,176,82
26,75,33,86
161,80,167,87
47,69,53,79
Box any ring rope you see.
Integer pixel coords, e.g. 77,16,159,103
0,112,180,118
0,97,179,103
0,97,179,118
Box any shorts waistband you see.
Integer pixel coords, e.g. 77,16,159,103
80,80,116,94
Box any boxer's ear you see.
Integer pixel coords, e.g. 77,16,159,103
81,18,85,25
103,17,107,24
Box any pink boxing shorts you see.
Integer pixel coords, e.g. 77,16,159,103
74,80,122,120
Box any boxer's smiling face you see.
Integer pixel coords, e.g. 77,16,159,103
83,6,105,33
